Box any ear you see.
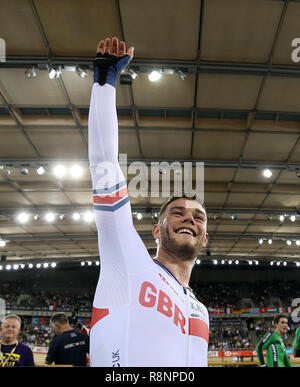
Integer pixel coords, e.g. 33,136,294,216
152,224,161,241
202,233,209,248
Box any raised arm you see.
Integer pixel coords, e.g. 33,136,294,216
88,38,153,308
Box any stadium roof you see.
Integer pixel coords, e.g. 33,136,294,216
0,0,299,266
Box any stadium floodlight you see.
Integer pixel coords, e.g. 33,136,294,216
36,263,41,268
28,263,33,269
45,212,55,223
235,260,239,265
221,259,225,264
6,265,11,270
81,261,85,266
263,169,272,178
70,165,83,178
13,264,19,270
48,65,62,79
248,260,253,265
228,260,232,265
20,168,29,175
25,67,38,79
51,262,56,268
270,261,274,266
17,212,30,224
37,166,46,175
259,239,264,245
279,214,285,222
72,212,81,221
76,67,87,78
53,165,67,179
283,262,287,266
137,213,143,220
0,240,6,248
296,240,300,246
213,259,218,265
148,70,162,82
290,215,296,222
83,211,94,223
95,261,100,266
268,239,272,245
286,240,292,246
43,263,49,268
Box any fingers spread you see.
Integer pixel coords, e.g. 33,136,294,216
104,38,111,54
97,40,105,54
96,38,134,59
119,41,126,57
127,46,134,59
111,37,119,56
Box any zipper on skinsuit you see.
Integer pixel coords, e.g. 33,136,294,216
183,287,190,366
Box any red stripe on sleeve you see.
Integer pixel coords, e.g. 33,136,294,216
93,186,128,205
189,318,209,343
91,307,109,330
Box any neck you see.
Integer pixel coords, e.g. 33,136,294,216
60,324,73,334
275,328,283,337
155,246,195,288
0,338,18,346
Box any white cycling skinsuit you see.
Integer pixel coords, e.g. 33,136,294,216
88,54,209,367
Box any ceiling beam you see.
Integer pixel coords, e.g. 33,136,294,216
3,57,300,78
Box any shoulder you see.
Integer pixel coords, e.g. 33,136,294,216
17,342,34,356
190,292,209,321
18,342,33,352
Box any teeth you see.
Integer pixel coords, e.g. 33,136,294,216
177,229,193,236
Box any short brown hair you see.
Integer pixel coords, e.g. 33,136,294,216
50,312,69,326
273,313,288,326
158,193,206,222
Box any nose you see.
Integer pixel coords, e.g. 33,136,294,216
182,212,196,224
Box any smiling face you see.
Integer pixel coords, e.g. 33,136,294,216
153,197,208,261
0,318,21,344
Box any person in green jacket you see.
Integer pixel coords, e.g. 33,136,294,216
293,326,300,358
256,313,292,367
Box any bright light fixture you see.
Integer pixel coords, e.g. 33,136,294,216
263,169,272,178
37,166,46,175
73,213,81,221
17,212,30,224
45,212,55,222
0,240,6,248
70,165,83,178
83,211,94,223
53,165,66,178
148,70,162,82
76,67,87,78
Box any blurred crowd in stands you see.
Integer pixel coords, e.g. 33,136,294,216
1,279,299,351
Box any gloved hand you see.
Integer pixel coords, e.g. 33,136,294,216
93,37,134,88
